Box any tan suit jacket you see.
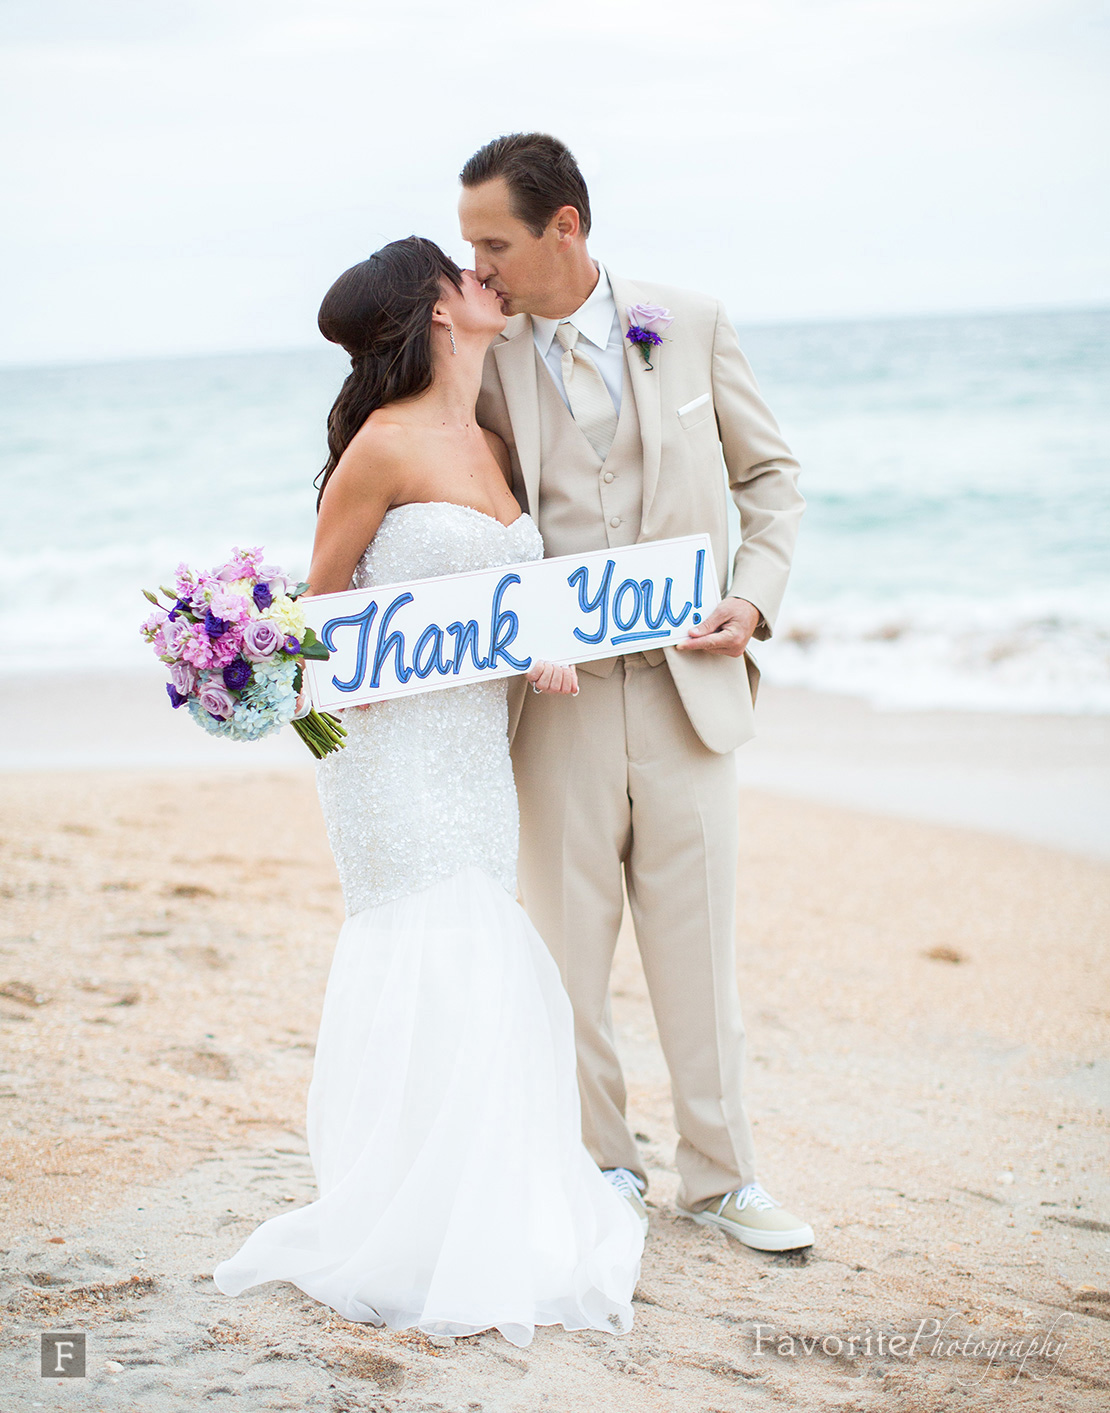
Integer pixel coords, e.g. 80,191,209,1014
477,272,805,754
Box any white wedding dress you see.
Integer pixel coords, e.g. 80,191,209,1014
212,502,643,1346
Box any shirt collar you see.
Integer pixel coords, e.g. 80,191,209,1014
531,263,617,356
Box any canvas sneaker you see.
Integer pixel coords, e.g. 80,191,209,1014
604,1167,649,1235
676,1182,813,1251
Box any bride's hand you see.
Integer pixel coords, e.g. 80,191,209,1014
526,660,579,696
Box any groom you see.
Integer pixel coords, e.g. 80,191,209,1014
459,133,812,1250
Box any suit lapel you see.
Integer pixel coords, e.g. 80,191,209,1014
492,315,542,516
609,273,663,531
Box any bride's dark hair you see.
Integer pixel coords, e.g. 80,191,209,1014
314,236,463,509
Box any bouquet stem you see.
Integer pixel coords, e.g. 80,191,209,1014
293,709,348,759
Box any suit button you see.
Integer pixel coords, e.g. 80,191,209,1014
609,517,621,528
603,472,615,483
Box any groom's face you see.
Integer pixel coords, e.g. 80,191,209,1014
458,178,565,319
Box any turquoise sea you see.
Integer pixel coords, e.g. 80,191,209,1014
1,306,1107,711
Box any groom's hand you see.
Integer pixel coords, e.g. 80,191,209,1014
676,596,761,657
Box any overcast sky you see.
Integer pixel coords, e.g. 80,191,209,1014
1,0,1107,364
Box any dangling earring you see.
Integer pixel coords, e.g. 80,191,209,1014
447,323,457,355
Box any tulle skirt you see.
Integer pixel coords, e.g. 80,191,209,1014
212,866,643,1347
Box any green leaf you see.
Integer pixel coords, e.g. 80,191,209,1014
299,628,329,660
288,581,311,600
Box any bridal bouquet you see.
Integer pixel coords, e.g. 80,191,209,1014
140,547,346,758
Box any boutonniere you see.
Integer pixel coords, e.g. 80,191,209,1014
625,302,674,370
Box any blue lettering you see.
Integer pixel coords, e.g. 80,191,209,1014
368,592,415,688
612,578,643,632
446,619,488,673
322,600,379,693
568,559,614,645
412,624,452,679
488,573,531,672
641,576,692,631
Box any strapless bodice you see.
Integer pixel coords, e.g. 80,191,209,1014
315,501,544,915
352,501,543,588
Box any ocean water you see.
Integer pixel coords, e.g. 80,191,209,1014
1,307,1107,712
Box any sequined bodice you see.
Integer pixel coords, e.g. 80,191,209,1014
315,502,544,915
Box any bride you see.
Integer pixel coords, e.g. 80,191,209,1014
212,236,644,1346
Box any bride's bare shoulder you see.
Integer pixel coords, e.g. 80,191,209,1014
334,411,427,491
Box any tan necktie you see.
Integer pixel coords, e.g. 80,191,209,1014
554,322,618,461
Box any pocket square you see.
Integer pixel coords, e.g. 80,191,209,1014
676,392,711,417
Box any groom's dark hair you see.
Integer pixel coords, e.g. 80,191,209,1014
460,133,591,238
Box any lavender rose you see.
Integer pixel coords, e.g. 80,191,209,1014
197,680,235,720
242,618,283,661
259,564,291,596
170,661,196,696
627,301,673,334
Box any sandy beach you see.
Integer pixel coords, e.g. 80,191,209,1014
1,686,1108,1410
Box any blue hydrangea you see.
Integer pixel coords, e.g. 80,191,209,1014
186,657,299,743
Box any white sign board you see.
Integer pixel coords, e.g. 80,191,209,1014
300,534,719,711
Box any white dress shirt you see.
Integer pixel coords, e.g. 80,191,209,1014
531,263,623,415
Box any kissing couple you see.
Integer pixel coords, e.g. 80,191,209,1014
213,132,811,1347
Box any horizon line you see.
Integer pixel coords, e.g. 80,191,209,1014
2,299,1107,375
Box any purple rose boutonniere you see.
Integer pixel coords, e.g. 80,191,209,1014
625,302,674,370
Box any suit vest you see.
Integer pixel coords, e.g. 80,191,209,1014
532,346,663,672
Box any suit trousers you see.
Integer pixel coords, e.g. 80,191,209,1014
511,653,758,1211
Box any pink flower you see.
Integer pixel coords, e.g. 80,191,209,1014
627,302,673,334
174,563,198,598
209,629,243,668
197,679,235,719
208,586,250,623
141,608,168,642
217,546,264,581
179,623,219,669
188,571,217,615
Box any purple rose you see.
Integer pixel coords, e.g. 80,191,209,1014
204,608,229,638
627,301,673,334
197,681,235,720
170,661,196,696
222,656,252,692
242,618,283,661
166,682,188,709
252,582,273,611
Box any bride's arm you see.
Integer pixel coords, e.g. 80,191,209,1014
295,431,401,717
307,427,402,596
